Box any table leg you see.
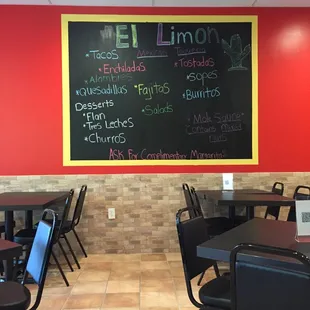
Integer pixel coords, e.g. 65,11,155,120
25,211,33,229
229,205,236,221
246,206,255,220
4,211,14,281
5,211,14,241
3,260,13,281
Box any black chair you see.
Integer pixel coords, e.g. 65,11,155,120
13,189,74,287
63,185,87,257
287,185,310,222
187,187,228,285
58,185,88,269
0,208,57,310
176,207,231,310
264,182,284,220
182,185,221,285
230,243,310,310
34,185,88,269
182,183,198,219
190,187,234,237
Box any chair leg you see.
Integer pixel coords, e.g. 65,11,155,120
12,256,20,281
197,271,205,286
51,250,69,287
72,228,87,258
213,263,220,278
22,245,32,273
58,241,74,272
63,234,81,269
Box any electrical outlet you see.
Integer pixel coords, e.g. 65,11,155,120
108,208,116,220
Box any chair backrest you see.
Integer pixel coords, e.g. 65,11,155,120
182,183,196,219
288,185,310,222
230,243,310,310
54,189,74,241
23,209,58,310
182,183,194,207
293,185,310,200
265,182,284,220
176,207,214,308
190,187,203,218
272,182,284,196
70,185,87,229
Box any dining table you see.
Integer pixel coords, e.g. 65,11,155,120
197,189,295,221
197,218,310,272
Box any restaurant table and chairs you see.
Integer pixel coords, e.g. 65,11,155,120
0,191,70,240
176,209,310,309
0,191,70,281
0,185,88,285
13,189,74,287
196,218,310,310
177,182,310,309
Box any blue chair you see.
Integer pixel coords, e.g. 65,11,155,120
0,208,57,310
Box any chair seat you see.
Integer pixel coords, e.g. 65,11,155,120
205,217,234,236
13,229,36,245
199,274,231,309
0,281,31,309
34,220,71,233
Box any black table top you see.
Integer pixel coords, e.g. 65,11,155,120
0,239,22,260
0,191,69,211
198,190,295,207
197,218,310,272
199,189,272,196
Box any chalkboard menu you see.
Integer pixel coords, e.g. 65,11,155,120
62,15,258,166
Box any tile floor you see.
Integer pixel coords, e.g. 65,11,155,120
26,253,217,310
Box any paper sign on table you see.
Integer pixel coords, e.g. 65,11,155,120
222,173,234,190
295,200,310,242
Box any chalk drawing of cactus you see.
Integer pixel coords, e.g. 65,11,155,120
222,34,251,71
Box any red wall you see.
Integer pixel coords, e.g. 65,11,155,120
0,5,310,175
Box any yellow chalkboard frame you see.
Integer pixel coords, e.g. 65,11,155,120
62,14,258,166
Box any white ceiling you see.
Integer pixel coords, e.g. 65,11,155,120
0,0,310,6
